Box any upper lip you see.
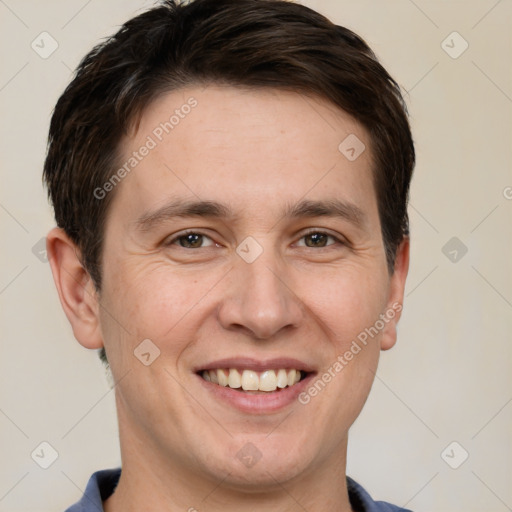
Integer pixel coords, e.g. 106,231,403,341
194,357,316,373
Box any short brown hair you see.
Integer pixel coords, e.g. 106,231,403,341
43,0,415,362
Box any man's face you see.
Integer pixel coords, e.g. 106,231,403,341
96,86,408,487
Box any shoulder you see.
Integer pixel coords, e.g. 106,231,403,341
347,476,414,512
63,468,121,512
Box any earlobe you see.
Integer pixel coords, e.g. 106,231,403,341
380,237,410,351
46,227,104,350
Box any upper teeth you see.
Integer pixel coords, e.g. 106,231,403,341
201,368,302,392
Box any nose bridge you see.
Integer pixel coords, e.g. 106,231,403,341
218,243,302,339
244,253,285,308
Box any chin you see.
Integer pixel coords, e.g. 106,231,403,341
215,459,307,492
198,436,315,490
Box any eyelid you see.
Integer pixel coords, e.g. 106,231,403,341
163,228,346,249
164,229,216,247
295,228,346,247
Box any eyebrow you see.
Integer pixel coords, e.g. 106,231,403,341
134,199,234,232
283,199,366,228
133,198,367,232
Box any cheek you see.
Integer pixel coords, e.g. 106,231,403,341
305,263,389,346
100,260,221,357
299,265,388,426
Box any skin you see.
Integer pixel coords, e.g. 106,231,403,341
47,85,409,512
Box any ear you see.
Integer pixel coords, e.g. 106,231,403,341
46,227,104,350
380,237,410,351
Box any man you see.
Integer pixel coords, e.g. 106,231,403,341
44,0,415,510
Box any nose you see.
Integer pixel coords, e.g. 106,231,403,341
217,250,304,340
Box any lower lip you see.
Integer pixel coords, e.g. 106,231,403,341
196,373,316,414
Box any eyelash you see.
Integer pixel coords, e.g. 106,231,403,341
165,229,345,249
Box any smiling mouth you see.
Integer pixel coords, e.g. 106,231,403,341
199,368,309,393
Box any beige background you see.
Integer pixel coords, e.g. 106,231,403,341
1,1,511,511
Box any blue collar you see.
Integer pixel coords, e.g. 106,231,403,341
64,468,413,512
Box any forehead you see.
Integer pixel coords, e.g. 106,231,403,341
111,85,378,227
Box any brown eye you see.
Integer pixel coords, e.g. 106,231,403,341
168,232,215,249
303,232,330,247
178,233,204,248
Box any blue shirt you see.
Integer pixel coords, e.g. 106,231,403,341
64,468,413,512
